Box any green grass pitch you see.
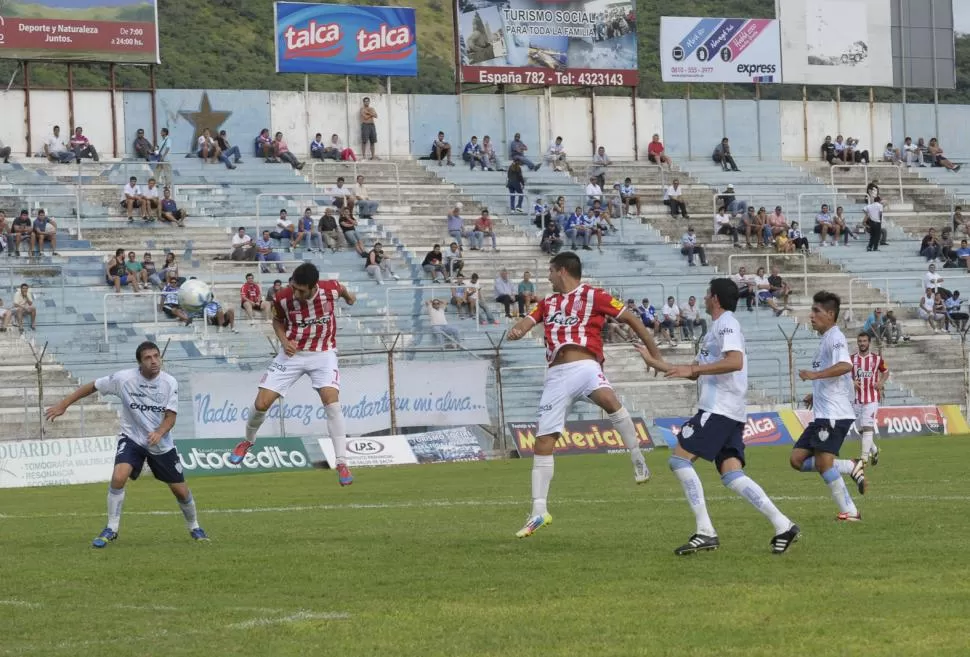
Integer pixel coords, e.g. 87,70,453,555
2,438,969,657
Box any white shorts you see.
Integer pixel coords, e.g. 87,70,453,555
852,402,878,429
536,360,613,437
258,350,340,396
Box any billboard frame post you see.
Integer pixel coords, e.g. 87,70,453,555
109,63,118,158
755,82,763,160
23,62,32,157
685,83,692,161
589,86,596,155
631,85,639,161
869,87,876,161
150,65,158,143
67,64,76,140
720,84,726,141
835,86,841,135
802,85,808,162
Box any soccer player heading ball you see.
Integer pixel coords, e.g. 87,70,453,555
230,263,357,485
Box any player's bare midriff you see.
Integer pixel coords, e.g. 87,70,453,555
550,344,597,366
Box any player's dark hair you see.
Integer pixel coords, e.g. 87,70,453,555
550,252,582,279
857,332,870,340
292,262,320,287
136,341,160,363
813,290,842,320
709,278,739,312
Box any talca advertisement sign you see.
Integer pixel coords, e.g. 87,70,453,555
0,436,117,489
178,438,311,476
653,412,793,449
792,405,954,439
509,418,653,456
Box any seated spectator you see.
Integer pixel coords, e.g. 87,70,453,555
833,135,849,163
923,262,949,297
731,266,756,311
788,221,809,252
883,142,901,164
432,131,454,166
647,133,672,168
765,205,789,241
589,146,611,188
753,266,784,316
0,297,13,332
902,137,924,168
619,178,641,216
353,175,379,219
325,134,356,161
517,271,537,316
256,230,287,274
421,242,444,283
545,136,571,173
427,298,460,346
142,252,162,288
494,269,517,318
532,196,550,229
605,315,633,343
768,265,792,310
814,204,840,246
509,132,539,171
105,248,140,293
444,241,464,280
956,239,970,271
295,208,322,252
659,296,681,346
663,179,689,218
884,309,907,343
935,292,951,331
927,138,961,172
143,178,161,221
540,223,564,254
159,187,185,227
481,135,500,171
70,126,99,163
946,291,969,332
833,206,858,245
270,209,296,249
471,209,497,251
200,296,237,333
680,295,707,341
160,275,191,325
216,130,243,165
918,288,944,332
256,128,276,161
266,279,284,304
330,177,355,215
713,137,739,172
862,307,889,343
921,228,942,261
564,207,591,251
953,206,967,235
31,209,58,256
125,251,148,287
318,209,343,252
133,128,153,160
463,136,486,171
680,226,707,266
197,128,228,167
274,131,305,170
466,273,497,324
846,137,869,164
716,184,747,217
231,226,255,261
45,125,74,164
450,274,471,318
941,227,958,264
740,206,763,248
13,283,37,331
339,208,366,256
635,298,660,333
365,242,398,285
447,204,466,244
507,161,525,213
715,206,740,246
0,211,6,255
585,177,604,210
121,176,147,223
310,133,326,159
240,273,268,323
820,135,837,165
161,252,185,286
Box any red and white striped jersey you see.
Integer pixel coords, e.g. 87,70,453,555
528,284,625,364
851,352,888,404
272,280,342,352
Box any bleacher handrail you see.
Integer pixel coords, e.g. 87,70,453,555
102,291,159,342
0,264,66,306
384,284,482,333
728,252,808,295
829,162,904,205
309,160,401,205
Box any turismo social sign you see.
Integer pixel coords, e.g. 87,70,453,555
274,2,418,76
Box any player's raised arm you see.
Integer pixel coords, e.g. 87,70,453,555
45,381,97,422
339,283,356,306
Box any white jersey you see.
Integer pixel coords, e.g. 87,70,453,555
811,326,855,420
697,311,747,423
94,368,179,454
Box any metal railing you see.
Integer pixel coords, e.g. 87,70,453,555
848,276,926,319
728,253,809,295
102,291,159,342
0,265,66,306
828,162,904,205
207,259,311,289
255,191,342,239
796,192,841,229
309,160,402,205
385,284,483,333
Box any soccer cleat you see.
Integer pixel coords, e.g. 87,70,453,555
515,512,552,538
837,511,862,522
228,440,254,465
675,533,720,556
770,524,801,554
92,528,118,548
190,528,210,541
633,459,651,484
849,459,868,495
867,446,880,466
336,463,354,486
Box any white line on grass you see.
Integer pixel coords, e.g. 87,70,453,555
228,610,351,629
0,599,42,608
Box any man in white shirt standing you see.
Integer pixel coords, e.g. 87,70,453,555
588,146,612,188
653,278,800,555
585,177,603,210
791,291,868,522
121,176,147,223
664,179,689,218
923,262,945,295
864,195,883,252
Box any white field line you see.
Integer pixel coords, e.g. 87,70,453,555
0,599,42,609
228,610,351,629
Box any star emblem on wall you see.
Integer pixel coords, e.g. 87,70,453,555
178,92,232,150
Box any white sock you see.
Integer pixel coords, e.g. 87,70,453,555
722,470,792,534
609,407,646,468
107,486,126,532
245,407,266,442
325,402,347,466
834,459,856,475
530,455,554,516
822,468,858,515
178,492,200,530
669,456,716,536
860,429,875,459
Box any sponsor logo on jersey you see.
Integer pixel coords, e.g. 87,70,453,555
548,311,580,326
609,297,624,311
129,403,167,412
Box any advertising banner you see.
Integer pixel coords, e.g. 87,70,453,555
406,427,488,463
653,412,794,449
509,418,653,457
274,2,417,76
191,360,491,439
178,438,311,477
317,437,417,468
0,436,117,489
0,0,159,64
659,17,781,83
783,405,967,439
457,0,638,87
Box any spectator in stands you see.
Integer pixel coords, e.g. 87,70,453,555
833,206,857,245
659,296,681,346
680,295,707,341
509,132,539,171
471,209,498,251
266,279,284,304
200,295,238,333
494,269,517,318
159,187,185,227
941,227,958,264
13,283,36,331
271,209,297,249
619,178,641,216
365,242,398,285
680,226,707,266
161,252,185,286
713,137,739,172
197,128,223,165
216,130,243,165
319,209,342,252
953,206,967,235
545,136,571,173
540,222,563,254
902,137,924,168
923,262,948,298
338,208,366,256
445,241,464,279
45,126,74,164
450,274,470,318
846,137,869,164
122,176,147,224
240,273,268,323
883,309,907,343
256,128,276,161
883,142,901,165
820,135,837,165
715,184,747,218
862,307,888,343
467,273,498,325
310,133,326,159
714,206,740,246
105,248,140,293
517,271,536,317
814,203,840,247
956,239,970,271
481,135,500,171
432,131,454,166
153,127,171,163
921,228,942,261
231,226,255,261
833,135,849,163
647,133,672,168
582,177,603,210
0,298,13,332
946,291,969,332
753,266,784,316
927,138,961,172
532,197,550,229
125,251,148,288
143,178,161,221
564,207,591,251
0,211,6,255
507,160,525,213
740,206,763,248
427,298,460,347
589,146,611,188
918,288,944,332
274,132,305,170
422,244,447,283
256,230,286,274
635,298,660,334
142,252,162,288
768,265,792,309
329,176,355,215
0,137,8,164
31,209,58,256
160,274,191,326
296,208,322,252
663,178,689,218
70,126,99,163
765,205,789,242
864,195,884,251
446,203,467,245
360,97,378,160
732,266,756,311
463,136,486,171
327,133,356,161
133,128,153,160
10,210,31,256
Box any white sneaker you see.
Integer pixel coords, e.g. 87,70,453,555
633,458,651,484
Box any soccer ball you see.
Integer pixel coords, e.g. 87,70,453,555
178,280,212,312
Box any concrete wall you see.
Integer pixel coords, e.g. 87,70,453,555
0,88,966,161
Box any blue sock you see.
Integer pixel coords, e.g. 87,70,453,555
799,457,816,473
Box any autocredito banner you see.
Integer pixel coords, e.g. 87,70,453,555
509,418,653,457
178,438,311,476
